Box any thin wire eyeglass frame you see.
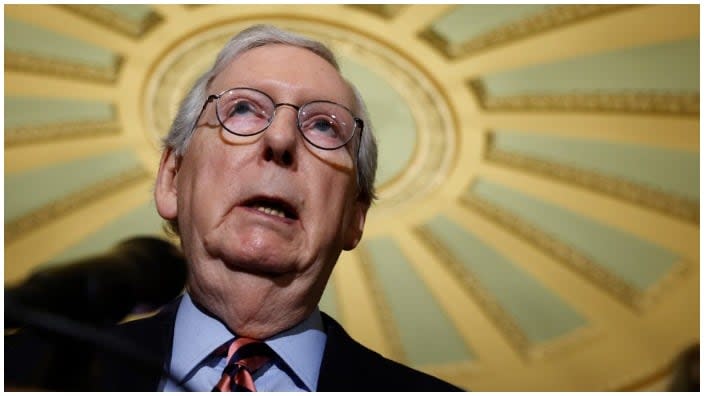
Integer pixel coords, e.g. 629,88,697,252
189,87,364,163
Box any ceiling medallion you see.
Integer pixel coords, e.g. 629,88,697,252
143,16,456,213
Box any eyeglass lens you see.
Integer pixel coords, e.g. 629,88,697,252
215,88,356,149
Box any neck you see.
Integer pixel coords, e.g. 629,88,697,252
186,273,317,339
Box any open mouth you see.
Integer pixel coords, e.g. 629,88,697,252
241,196,299,220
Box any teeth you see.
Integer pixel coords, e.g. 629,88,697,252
256,206,286,218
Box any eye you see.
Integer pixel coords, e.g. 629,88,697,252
310,118,336,135
229,100,257,117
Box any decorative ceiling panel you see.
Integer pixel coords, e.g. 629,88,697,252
421,5,634,59
60,4,162,38
46,201,165,267
489,131,699,199
4,4,698,391
360,237,474,366
470,38,699,115
5,17,122,82
419,214,588,349
485,131,699,223
466,179,681,306
5,97,120,146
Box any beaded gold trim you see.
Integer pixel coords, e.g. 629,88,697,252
6,167,151,243
484,134,699,224
471,80,699,115
420,5,635,59
348,4,407,19
460,191,663,311
413,226,533,357
5,50,121,83
5,120,120,147
59,5,163,38
356,246,409,364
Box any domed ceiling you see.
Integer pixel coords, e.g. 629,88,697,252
4,4,699,391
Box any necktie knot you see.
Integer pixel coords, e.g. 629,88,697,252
213,337,272,392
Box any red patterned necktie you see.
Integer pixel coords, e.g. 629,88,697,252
212,337,272,392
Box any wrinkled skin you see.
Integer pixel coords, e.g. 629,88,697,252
154,44,368,338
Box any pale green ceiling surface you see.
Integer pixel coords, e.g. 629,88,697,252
5,17,117,68
338,57,416,186
482,38,700,96
364,236,473,365
432,4,548,44
5,97,115,128
471,179,678,291
101,4,154,23
424,214,587,344
493,131,699,200
319,280,339,320
5,149,141,222
44,201,165,268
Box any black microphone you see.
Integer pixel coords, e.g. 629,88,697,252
6,236,187,327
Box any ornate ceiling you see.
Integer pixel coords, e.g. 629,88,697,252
4,4,699,391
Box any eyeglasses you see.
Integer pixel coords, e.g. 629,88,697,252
192,87,364,152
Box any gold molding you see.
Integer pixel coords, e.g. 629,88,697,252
413,226,533,357
356,246,409,364
143,18,457,212
348,4,407,20
5,120,121,147
420,5,636,59
5,50,122,83
459,191,682,311
5,166,151,244
59,5,163,38
484,134,699,224
470,80,699,116
414,224,600,362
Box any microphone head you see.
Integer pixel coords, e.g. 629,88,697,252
6,236,187,326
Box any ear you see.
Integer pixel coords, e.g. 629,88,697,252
154,148,181,221
343,200,369,251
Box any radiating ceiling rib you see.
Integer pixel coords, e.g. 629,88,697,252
421,5,634,60
432,203,696,391
46,201,166,267
4,178,153,284
416,215,593,357
4,72,119,101
441,202,630,329
5,135,130,174
484,132,699,223
6,167,150,245
59,5,162,39
478,113,699,152
329,251,394,359
6,4,136,55
355,245,408,363
393,229,516,370
147,4,187,20
386,4,456,34
477,162,698,259
445,5,698,80
349,4,407,20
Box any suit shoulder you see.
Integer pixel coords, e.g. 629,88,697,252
318,313,465,391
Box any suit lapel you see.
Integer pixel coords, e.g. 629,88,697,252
96,296,181,390
317,312,375,391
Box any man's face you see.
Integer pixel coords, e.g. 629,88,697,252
155,44,367,331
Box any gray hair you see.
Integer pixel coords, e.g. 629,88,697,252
163,24,378,205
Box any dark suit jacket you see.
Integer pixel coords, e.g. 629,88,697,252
6,299,464,391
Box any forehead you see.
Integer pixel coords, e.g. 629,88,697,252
210,44,356,110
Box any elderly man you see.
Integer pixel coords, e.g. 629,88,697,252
5,25,462,392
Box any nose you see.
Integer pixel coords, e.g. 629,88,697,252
261,104,299,167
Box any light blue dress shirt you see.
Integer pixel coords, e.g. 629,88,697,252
160,293,327,391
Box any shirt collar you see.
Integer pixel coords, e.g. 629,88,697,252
266,306,327,391
170,292,327,391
